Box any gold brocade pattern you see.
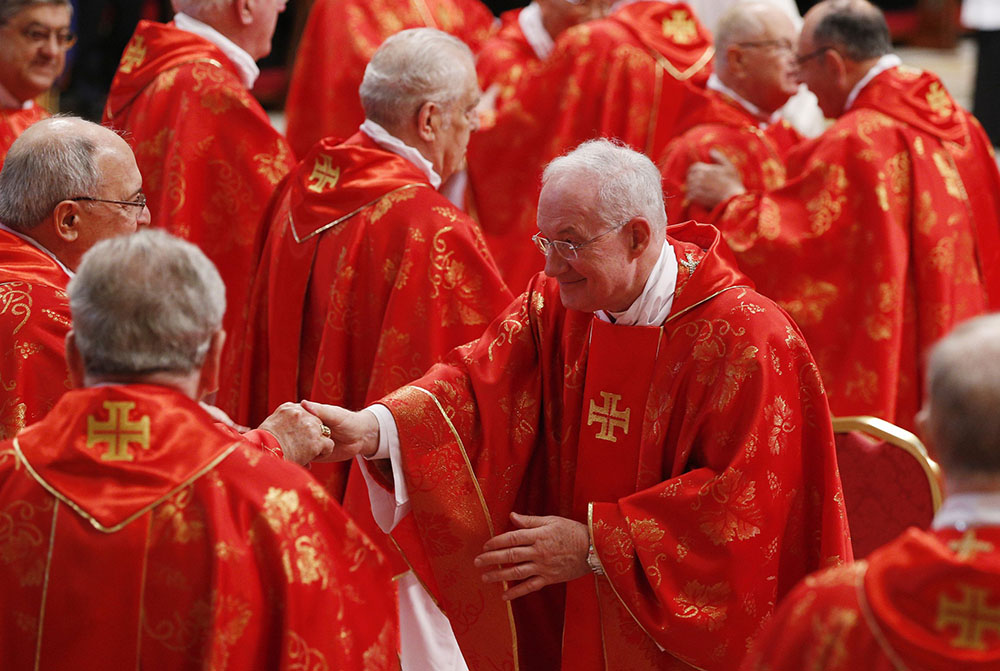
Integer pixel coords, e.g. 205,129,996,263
806,163,848,236
932,151,964,200
361,621,395,670
767,396,794,455
370,187,417,222
806,607,859,670
661,9,698,44
926,82,954,118
694,469,763,546
154,486,206,544
254,140,293,187
258,488,334,587
0,498,53,587
119,35,147,74
0,282,32,335
286,630,330,671
674,580,730,631
427,226,488,326
192,65,251,115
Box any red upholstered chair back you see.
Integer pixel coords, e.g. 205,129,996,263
832,416,944,559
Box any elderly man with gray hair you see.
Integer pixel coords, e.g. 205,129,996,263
234,26,512,671
0,0,73,165
310,138,851,671
0,229,396,670
742,313,1000,669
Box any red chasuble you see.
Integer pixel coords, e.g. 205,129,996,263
742,526,1000,671
376,220,852,671
103,21,296,380
708,66,1000,431
0,229,72,439
227,131,511,572
283,0,496,158
658,88,801,224
467,1,714,291
0,384,396,670
0,105,48,169
476,8,537,99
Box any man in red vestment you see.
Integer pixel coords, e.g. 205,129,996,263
103,0,296,380
467,0,714,292
310,140,852,671
284,0,496,159
233,28,512,671
686,0,1000,431
742,313,1000,671
0,0,72,167
0,229,396,670
658,1,802,223
0,117,150,439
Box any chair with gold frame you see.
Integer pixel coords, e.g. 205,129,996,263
832,415,944,559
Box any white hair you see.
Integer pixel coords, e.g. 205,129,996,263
542,139,668,230
359,27,474,130
0,117,102,231
926,313,1000,475
68,229,226,376
170,0,229,16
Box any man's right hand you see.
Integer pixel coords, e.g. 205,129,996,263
300,401,381,460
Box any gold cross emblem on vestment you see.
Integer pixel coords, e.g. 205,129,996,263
926,82,953,119
936,584,1000,650
307,155,341,193
120,37,147,74
680,252,699,274
587,391,630,443
949,530,995,561
86,401,151,462
662,10,697,45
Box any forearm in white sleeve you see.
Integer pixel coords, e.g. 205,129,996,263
358,404,411,532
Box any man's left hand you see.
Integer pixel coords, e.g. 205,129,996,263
474,512,590,601
685,148,746,208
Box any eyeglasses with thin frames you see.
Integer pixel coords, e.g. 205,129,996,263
795,45,835,68
69,193,147,210
736,39,795,55
532,224,624,261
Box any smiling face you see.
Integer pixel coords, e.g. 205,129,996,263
0,3,72,103
536,175,642,313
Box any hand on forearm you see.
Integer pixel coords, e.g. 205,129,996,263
300,401,380,460
685,148,746,208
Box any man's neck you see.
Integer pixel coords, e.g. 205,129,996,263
842,53,901,114
173,12,260,88
360,119,443,189
85,370,200,399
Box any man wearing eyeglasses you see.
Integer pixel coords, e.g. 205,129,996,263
686,0,1000,433
307,139,852,671
658,1,802,224
103,0,296,385
0,0,73,167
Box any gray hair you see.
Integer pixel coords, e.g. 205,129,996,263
68,229,226,376
542,139,668,230
715,1,772,53
170,0,229,16
0,117,102,231
359,27,474,130
812,0,890,61
926,313,1000,475
0,0,71,23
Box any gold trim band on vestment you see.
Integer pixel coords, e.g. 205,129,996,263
289,184,428,244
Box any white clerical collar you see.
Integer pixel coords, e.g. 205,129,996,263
518,3,555,60
359,119,443,190
596,240,677,326
173,12,260,89
0,222,74,278
843,53,901,113
707,73,777,127
0,79,33,109
932,492,1000,531
612,0,667,9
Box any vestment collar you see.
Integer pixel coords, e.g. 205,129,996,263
843,53,902,113
932,492,1000,531
0,222,73,277
596,240,677,326
173,12,259,88
359,119,442,189
518,2,555,60
707,73,777,127
0,79,33,109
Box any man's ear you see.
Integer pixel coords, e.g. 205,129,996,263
196,330,226,401
725,45,746,79
627,216,653,258
65,331,86,389
825,48,849,89
236,0,254,26
51,200,80,242
416,101,439,143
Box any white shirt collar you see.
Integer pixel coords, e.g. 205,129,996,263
932,492,1000,531
596,240,677,326
173,12,260,89
0,79,33,109
843,53,901,113
0,222,74,278
359,119,443,190
518,3,555,60
707,73,778,127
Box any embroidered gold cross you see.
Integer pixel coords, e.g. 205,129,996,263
926,82,953,119
662,10,697,45
587,391,630,443
120,37,147,74
936,584,1000,650
307,155,341,193
680,252,699,274
86,401,151,462
949,530,995,561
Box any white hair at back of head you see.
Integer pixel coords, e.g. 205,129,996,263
542,139,668,230
171,0,229,17
359,27,474,130
68,229,226,376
